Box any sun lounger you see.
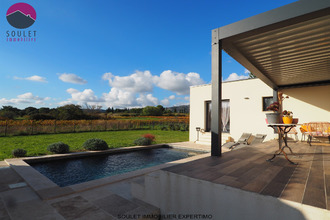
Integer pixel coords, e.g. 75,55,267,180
251,134,267,145
229,133,252,150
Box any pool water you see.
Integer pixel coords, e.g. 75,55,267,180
29,147,204,187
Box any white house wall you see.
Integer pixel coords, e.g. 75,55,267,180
189,84,212,142
190,78,275,143
189,79,330,144
281,85,330,123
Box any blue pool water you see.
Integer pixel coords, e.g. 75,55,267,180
29,147,204,187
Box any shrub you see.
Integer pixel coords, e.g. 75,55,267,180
134,137,152,146
12,148,27,157
143,133,155,142
180,124,189,131
82,138,109,150
47,142,70,154
161,126,168,131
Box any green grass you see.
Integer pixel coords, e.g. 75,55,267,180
0,130,189,161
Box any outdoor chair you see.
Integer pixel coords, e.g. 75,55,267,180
250,134,267,145
300,124,308,141
225,133,252,150
305,122,330,146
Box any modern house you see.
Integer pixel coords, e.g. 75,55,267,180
132,1,330,219
189,78,330,145
209,0,330,156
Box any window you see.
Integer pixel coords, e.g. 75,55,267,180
262,96,273,111
205,101,211,132
205,100,230,133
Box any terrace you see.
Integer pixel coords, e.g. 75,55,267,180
166,0,329,218
164,141,330,209
131,0,330,218
210,0,330,154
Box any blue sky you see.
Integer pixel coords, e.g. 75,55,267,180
0,0,297,109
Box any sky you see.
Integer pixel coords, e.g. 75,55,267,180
0,0,297,109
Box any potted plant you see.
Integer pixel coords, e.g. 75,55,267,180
266,101,281,124
282,110,293,124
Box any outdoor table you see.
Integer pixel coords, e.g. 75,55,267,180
267,124,298,165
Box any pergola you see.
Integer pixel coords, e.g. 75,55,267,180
211,0,330,156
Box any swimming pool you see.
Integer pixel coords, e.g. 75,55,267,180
29,147,204,187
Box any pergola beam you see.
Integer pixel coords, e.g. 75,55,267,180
217,0,330,41
222,41,278,90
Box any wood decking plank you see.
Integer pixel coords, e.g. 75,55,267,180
213,175,245,188
241,165,283,193
163,141,329,211
302,146,326,209
260,166,296,197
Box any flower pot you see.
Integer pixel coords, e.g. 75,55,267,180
292,118,299,124
266,113,281,124
283,116,293,124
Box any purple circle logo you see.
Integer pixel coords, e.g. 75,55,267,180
6,3,36,29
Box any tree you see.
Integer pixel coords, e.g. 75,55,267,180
142,106,163,116
0,106,20,119
248,72,257,79
24,107,38,115
39,107,51,114
56,104,85,120
156,105,165,114
0,111,16,119
83,103,102,113
105,107,112,113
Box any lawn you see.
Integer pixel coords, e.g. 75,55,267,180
0,130,189,161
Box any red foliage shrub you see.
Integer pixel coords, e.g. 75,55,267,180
143,133,155,141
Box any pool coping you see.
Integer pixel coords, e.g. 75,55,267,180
5,144,210,201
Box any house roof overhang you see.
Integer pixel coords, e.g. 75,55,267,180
213,0,330,90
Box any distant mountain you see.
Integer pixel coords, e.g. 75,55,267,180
166,105,189,113
7,10,35,29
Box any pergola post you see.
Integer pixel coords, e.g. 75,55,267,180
211,29,222,157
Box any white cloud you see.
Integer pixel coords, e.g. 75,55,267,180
102,71,153,93
101,71,157,108
244,69,251,74
99,70,206,108
14,75,47,83
66,88,104,103
136,94,159,106
160,98,170,106
0,93,50,106
59,73,87,85
58,100,73,106
17,92,44,100
102,88,137,108
224,73,249,82
154,70,205,95
102,89,160,109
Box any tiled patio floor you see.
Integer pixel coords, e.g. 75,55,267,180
164,140,330,210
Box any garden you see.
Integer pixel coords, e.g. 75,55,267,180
0,130,189,161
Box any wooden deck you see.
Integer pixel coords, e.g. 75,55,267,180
163,140,330,210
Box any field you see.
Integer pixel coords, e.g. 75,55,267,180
0,116,189,136
0,130,189,161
